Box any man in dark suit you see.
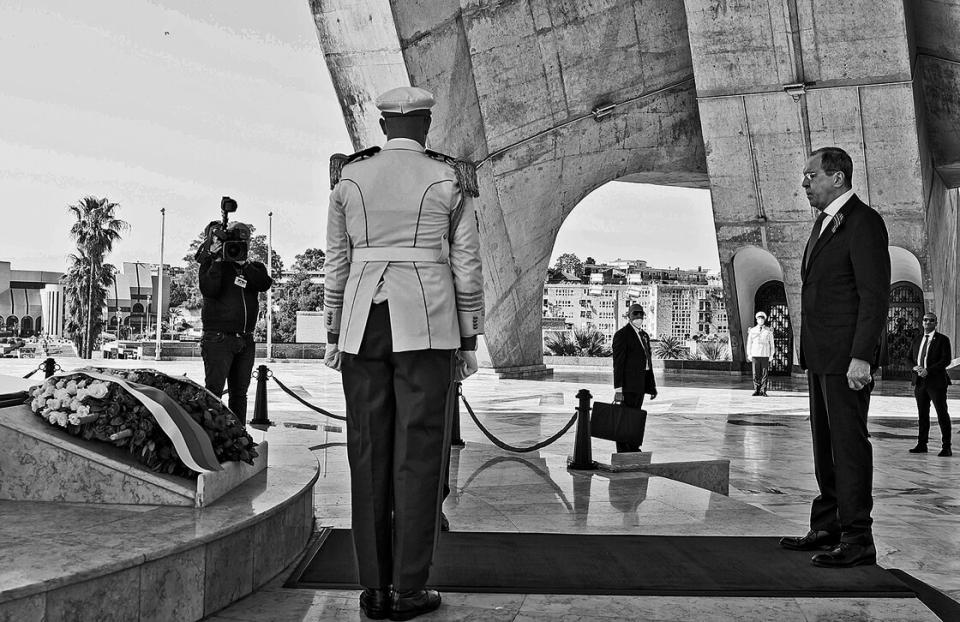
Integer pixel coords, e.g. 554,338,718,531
779,147,890,568
909,312,953,457
612,304,657,452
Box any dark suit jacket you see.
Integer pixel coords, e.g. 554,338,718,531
612,325,657,395
799,194,890,374
911,331,953,389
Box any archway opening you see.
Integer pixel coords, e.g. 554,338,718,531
884,247,925,380
731,246,788,365
753,281,793,375
544,181,721,359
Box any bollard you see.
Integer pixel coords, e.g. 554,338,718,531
43,357,57,378
567,388,596,470
249,364,273,429
450,382,465,448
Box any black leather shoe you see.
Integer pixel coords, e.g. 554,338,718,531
779,530,841,551
359,588,390,620
751,390,760,396
390,589,441,621
909,444,928,453
939,447,952,457
440,512,450,532
811,542,877,568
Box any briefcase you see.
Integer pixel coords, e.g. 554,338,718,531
591,401,646,445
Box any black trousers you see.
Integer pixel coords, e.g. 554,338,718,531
807,371,874,544
615,392,645,453
201,332,256,424
915,382,951,447
341,303,455,591
752,357,770,393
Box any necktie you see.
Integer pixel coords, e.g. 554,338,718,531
804,212,827,272
919,335,929,368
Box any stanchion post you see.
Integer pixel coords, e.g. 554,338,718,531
249,364,273,429
43,358,56,378
450,382,465,447
567,388,596,470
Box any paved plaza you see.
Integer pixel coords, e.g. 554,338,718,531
4,356,959,620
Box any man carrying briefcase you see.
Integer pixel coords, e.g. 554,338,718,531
610,304,658,452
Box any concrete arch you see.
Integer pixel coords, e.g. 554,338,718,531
731,246,786,352
889,246,922,289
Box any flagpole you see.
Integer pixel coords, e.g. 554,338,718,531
155,208,165,361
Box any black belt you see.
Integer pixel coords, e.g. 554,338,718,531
203,330,253,338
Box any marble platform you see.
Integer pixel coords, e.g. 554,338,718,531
0,404,269,507
0,433,318,622
594,451,731,495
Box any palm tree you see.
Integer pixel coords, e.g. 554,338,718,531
696,338,731,361
67,197,128,358
62,254,117,357
544,329,611,357
654,335,688,360
573,328,611,357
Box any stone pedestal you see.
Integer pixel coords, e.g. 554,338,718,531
0,404,267,507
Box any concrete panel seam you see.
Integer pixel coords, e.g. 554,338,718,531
476,76,695,170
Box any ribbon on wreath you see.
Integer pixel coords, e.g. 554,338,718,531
58,370,222,473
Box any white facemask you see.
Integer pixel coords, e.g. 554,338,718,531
630,318,644,329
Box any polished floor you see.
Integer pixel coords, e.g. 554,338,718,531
6,357,958,621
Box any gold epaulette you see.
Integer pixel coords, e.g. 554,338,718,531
425,149,480,198
329,146,381,189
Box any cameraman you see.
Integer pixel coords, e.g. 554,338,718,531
197,219,272,424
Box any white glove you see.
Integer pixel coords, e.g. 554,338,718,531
455,350,478,381
324,343,342,372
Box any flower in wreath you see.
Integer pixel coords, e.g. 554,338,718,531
85,381,110,399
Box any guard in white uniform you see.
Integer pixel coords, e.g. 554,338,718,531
323,86,483,621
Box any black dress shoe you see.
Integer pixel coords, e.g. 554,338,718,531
811,542,877,568
390,589,441,621
909,444,928,453
359,588,390,620
939,447,952,457
779,530,841,551
440,512,450,531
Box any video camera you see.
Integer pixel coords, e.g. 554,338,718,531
212,196,249,263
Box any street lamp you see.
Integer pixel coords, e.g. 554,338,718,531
155,207,165,360
266,211,274,362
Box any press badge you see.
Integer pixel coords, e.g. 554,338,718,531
234,275,248,288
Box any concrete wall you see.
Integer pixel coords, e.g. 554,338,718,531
310,0,960,370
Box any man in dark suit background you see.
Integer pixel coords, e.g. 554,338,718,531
612,304,657,452
779,147,890,568
909,312,953,457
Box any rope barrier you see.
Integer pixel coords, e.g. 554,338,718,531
272,375,347,421
458,393,579,453
269,368,579,451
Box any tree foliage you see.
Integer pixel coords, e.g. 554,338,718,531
270,248,325,343
653,335,688,360
61,255,117,356
544,328,611,357
65,196,128,358
553,252,584,277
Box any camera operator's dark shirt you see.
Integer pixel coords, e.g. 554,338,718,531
199,259,272,334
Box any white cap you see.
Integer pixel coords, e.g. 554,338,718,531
375,86,436,114
755,311,768,319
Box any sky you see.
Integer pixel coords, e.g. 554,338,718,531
0,0,720,274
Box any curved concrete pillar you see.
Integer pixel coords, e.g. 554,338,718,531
889,246,923,289
311,0,707,372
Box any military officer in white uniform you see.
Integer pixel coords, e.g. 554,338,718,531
323,86,484,621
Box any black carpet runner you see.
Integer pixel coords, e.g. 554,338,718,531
287,529,918,598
